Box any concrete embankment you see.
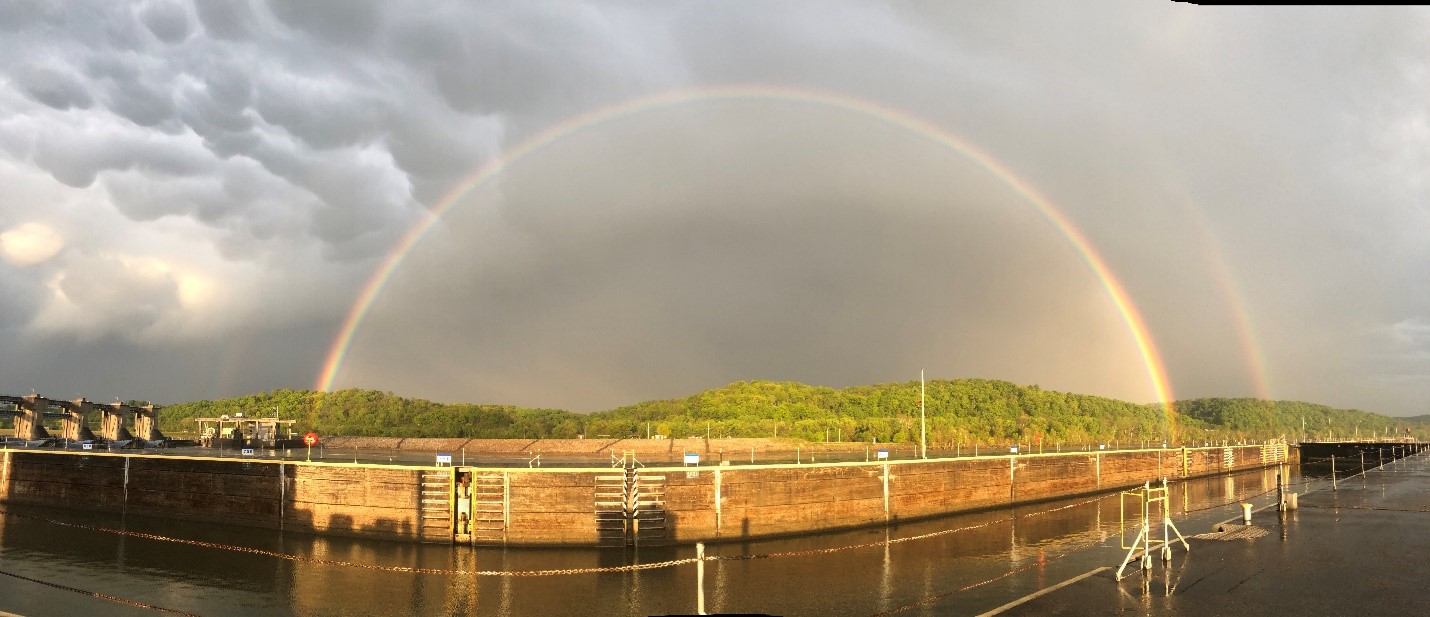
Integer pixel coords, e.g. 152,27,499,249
0,443,1294,546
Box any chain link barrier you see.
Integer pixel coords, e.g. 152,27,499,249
0,567,204,617
1301,504,1430,514
0,469,1292,579
869,542,1083,616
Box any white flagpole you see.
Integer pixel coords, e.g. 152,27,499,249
920,369,927,459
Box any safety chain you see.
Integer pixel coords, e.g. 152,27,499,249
1301,504,1430,514
1181,485,1279,514
869,545,1081,616
0,474,1285,579
0,567,204,617
0,508,696,577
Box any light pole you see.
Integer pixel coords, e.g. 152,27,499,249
919,369,927,459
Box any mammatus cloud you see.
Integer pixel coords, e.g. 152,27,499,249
0,222,64,266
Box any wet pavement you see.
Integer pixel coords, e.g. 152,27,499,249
991,448,1430,616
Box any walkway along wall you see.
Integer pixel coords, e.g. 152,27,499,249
0,444,1295,546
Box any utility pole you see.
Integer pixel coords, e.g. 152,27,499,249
920,369,927,459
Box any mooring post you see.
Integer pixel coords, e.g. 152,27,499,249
279,462,286,530
696,542,707,615
1009,457,1016,500
1331,454,1337,491
1276,463,1284,512
123,456,131,506
882,462,890,521
713,468,722,536
1379,449,1383,471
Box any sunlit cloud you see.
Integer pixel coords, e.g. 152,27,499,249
0,221,65,266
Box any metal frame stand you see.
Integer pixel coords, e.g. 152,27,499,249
1116,478,1189,580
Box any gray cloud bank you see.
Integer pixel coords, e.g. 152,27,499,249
0,2,1425,415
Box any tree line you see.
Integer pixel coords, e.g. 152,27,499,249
156,379,1430,444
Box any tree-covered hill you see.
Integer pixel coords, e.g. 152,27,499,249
156,380,1430,443
158,388,577,438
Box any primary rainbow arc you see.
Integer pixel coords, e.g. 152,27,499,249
317,84,1180,421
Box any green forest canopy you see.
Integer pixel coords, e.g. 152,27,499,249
155,379,1430,444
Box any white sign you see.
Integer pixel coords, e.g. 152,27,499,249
876,450,889,460
1009,446,1019,454
1099,444,1107,450
436,453,453,466
241,448,255,456
81,443,93,450
684,453,700,466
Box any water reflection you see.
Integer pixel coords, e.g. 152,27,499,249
0,467,1307,616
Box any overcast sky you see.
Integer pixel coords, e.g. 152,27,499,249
1,1,1426,415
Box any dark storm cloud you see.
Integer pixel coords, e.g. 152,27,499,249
0,2,1425,416
13,62,93,110
137,0,192,44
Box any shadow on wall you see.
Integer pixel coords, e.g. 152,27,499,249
281,502,418,542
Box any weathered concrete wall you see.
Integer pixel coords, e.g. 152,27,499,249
0,445,1295,546
506,471,601,545
648,445,1294,545
285,464,423,542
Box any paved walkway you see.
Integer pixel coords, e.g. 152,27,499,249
991,449,1430,617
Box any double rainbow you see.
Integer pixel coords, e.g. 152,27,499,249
316,84,1179,420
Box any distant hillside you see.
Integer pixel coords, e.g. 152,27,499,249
157,380,1430,443
159,389,576,438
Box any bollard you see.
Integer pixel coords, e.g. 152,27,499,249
1287,492,1298,510
1241,502,1253,524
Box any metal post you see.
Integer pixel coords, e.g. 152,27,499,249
1331,454,1337,491
1276,464,1284,511
696,542,706,615
919,369,927,460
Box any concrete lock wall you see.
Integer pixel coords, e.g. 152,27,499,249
0,445,1293,546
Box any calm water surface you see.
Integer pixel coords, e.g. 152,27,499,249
0,466,1315,617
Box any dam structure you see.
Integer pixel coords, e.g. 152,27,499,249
0,393,164,444
0,439,1308,547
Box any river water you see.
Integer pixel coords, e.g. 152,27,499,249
0,466,1314,617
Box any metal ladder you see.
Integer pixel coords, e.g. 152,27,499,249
1223,447,1235,470
594,452,669,546
630,468,667,545
595,471,628,546
419,469,452,542
471,472,507,545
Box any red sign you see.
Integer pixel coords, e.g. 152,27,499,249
303,432,319,447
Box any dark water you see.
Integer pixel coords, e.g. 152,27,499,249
0,467,1314,617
